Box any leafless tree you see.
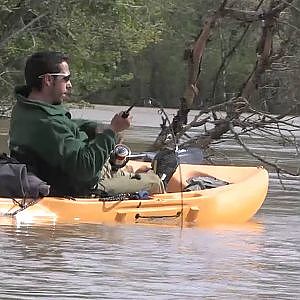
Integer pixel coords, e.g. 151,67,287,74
153,0,300,177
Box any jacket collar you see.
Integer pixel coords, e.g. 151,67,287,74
15,86,71,118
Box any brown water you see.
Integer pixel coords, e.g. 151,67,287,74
0,106,299,299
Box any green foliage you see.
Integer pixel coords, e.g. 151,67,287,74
1,0,298,111
0,0,166,104
120,0,262,107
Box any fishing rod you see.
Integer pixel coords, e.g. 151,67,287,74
117,98,203,227
146,97,185,228
122,103,136,118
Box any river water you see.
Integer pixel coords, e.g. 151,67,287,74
0,105,299,299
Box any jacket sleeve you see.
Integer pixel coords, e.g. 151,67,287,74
38,118,116,182
72,119,98,140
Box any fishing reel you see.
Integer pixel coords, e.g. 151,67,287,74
109,144,131,171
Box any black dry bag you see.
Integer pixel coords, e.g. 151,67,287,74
0,153,50,198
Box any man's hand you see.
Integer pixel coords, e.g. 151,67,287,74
110,112,132,133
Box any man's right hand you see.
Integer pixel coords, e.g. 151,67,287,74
110,112,132,133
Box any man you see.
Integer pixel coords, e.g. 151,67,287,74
9,51,164,196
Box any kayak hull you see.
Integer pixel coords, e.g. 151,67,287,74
0,162,269,227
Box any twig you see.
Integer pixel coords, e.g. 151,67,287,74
229,122,300,176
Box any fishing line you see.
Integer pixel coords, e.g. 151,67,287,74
147,97,185,229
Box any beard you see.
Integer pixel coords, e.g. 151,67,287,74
52,91,71,105
52,99,63,105
51,81,71,105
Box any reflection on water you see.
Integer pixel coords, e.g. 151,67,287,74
0,107,300,299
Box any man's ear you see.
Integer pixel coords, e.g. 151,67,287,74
43,74,53,87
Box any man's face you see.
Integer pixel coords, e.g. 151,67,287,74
48,61,72,105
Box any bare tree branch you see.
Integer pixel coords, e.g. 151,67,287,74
152,0,299,178
0,13,48,50
229,122,300,176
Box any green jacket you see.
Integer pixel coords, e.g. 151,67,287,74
9,86,117,196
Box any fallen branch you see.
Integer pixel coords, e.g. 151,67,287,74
152,0,299,178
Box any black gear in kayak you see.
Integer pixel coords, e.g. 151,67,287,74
151,149,178,187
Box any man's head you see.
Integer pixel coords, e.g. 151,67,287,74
25,51,72,104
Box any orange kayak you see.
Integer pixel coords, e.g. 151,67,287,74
0,161,269,227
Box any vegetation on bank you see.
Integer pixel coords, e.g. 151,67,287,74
0,0,166,109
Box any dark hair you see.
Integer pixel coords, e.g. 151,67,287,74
25,51,69,90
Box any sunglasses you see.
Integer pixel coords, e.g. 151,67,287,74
38,73,71,82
